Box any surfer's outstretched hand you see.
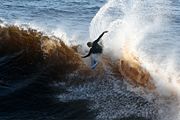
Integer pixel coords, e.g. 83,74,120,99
103,31,108,33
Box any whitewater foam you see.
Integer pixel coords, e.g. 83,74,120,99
89,0,180,119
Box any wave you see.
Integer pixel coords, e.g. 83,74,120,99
0,25,98,119
0,1,178,118
0,25,83,93
0,24,159,119
1,0,179,119
0,24,155,91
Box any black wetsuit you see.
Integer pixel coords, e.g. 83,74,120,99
82,32,107,58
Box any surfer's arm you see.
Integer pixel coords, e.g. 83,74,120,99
82,49,92,58
94,31,108,43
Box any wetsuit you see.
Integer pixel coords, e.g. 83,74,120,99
82,31,107,58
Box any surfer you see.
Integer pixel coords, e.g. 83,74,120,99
82,31,108,69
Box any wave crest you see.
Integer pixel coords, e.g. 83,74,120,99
0,25,155,90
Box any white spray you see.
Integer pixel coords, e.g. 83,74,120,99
89,0,180,119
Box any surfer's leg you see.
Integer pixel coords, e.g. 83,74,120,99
91,55,95,67
91,54,100,69
91,61,98,69
91,54,96,69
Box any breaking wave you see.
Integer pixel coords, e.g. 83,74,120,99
0,0,180,120
0,23,157,119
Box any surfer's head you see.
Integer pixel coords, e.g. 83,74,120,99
87,42,92,47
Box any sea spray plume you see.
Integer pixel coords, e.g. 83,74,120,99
90,0,180,119
90,0,168,58
90,0,159,89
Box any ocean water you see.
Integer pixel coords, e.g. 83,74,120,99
0,0,105,40
0,0,180,120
